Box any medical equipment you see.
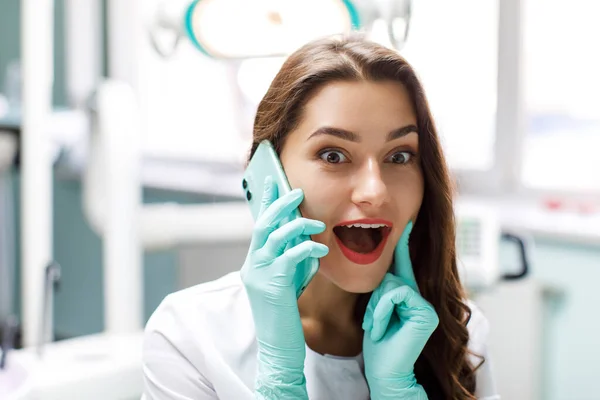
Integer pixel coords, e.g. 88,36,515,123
454,200,502,291
38,262,61,355
64,0,102,107
1,317,17,369
19,0,55,350
454,199,531,292
149,0,413,59
243,140,319,298
1,332,143,400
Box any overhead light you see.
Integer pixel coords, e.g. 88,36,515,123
189,0,359,58
149,0,360,59
148,0,412,59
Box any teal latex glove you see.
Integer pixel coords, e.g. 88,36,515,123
241,176,329,399
362,222,439,400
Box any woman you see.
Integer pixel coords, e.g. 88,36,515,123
142,35,500,399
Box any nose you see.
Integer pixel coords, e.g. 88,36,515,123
350,158,389,208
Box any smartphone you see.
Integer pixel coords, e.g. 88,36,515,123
242,140,319,298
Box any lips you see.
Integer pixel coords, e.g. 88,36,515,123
333,218,393,265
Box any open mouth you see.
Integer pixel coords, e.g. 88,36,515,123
333,223,392,254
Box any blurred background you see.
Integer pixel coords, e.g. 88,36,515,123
0,0,598,399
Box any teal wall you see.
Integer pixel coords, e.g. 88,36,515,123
0,1,21,94
0,0,68,106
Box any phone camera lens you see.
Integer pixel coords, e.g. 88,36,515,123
242,179,248,189
246,191,252,201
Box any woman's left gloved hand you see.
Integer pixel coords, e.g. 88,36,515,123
362,222,439,400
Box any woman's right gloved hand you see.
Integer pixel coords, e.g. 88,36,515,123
241,176,329,400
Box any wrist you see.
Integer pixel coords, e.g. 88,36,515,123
370,385,428,400
255,381,308,400
255,367,308,400
367,373,428,400
256,348,306,382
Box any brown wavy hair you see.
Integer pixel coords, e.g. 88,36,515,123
248,35,482,399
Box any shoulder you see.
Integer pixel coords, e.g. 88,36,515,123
149,270,247,319
143,271,254,356
142,272,258,397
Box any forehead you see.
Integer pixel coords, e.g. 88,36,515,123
299,80,417,132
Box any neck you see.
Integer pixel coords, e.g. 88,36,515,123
298,271,364,357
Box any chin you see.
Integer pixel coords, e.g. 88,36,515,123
337,279,384,294
317,253,393,294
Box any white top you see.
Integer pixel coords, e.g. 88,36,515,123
141,271,501,400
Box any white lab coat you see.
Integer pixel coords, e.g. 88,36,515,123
142,271,501,399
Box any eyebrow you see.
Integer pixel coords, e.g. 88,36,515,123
307,124,419,142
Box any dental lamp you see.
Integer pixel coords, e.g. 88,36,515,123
148,0,413,59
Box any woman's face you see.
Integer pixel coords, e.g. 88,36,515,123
280,80,424,293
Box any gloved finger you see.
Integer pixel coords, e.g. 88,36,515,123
279,240,329,267
373,284,438,341
262,218,326,257
362,313,373,333
258,176,278,218
371,284,427,341
393,221,420,293
252,187,304,250
250,176,279,251
362,273,399,332
362,291,378,332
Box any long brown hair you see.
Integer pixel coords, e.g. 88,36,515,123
248,35,481,399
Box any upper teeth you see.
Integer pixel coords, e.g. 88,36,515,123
345,223,387,228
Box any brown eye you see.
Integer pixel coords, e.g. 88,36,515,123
319,150,347,164
389,151,412,164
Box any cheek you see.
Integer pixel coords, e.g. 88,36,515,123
286,166,343,221
290,173,343,249
387,169,425,220
297,178,342,222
